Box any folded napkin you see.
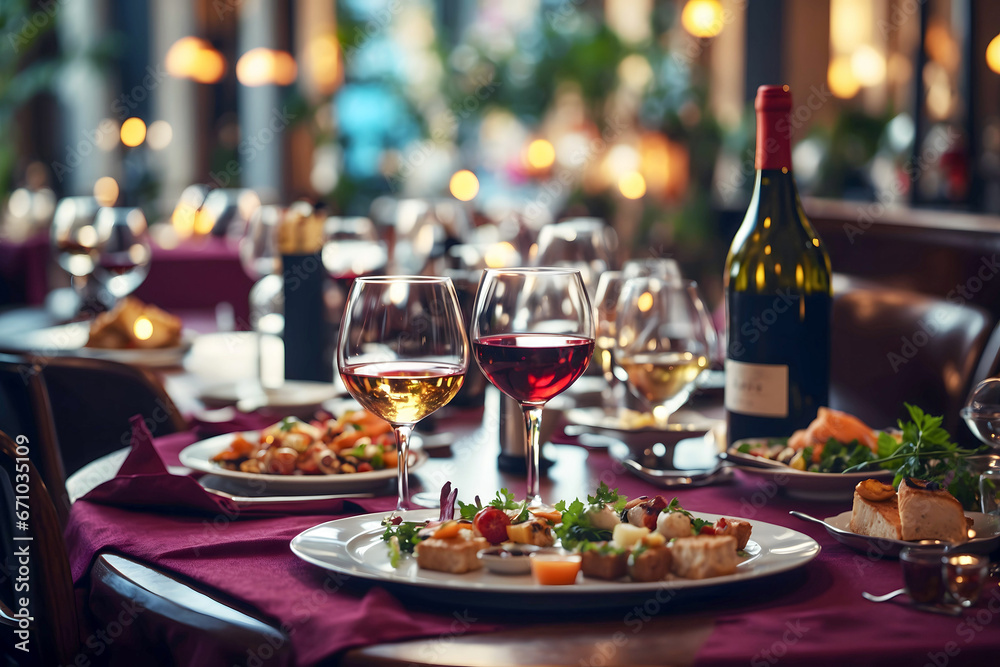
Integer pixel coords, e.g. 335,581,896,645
79,416,387,517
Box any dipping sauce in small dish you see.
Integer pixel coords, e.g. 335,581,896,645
530,549,582,585
477,545,541,575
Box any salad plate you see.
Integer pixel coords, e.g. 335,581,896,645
726,438,894,502
290,509,820,610
179,431,426,494
797,510,1000,558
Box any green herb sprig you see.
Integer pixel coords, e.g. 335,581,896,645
844,404,988,510
457,488,529,523
553,483,628,549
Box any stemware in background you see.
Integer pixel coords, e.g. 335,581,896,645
622,257,682,281
615,277,712,427
961,378,1000,450
322,216,388,300
338,276,469,510
533,218,616,297
240,205,285,388
594,270,628,410
51,196,101,312
92,207,152,303
472,268,595,505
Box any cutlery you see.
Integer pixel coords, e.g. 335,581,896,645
618,455,730,487
862,588,906,603
788,510,852,535
718,450,790,470
205,488,375,506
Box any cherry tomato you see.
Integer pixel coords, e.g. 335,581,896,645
699,524,717,536
473,507,511,544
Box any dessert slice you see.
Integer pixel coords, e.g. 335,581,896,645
898,478,968,544
848,479,902,540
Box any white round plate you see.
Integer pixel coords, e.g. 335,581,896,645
199,381,341,409
178,431,426,494
289,509,820,610
819,510,1000,558
9,320,192,367
727,438,894,502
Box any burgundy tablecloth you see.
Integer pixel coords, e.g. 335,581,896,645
134,236,254,325
65,438,1000,666
0,231,50,305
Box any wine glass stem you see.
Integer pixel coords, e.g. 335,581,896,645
522,405,543,506
394,424,413,511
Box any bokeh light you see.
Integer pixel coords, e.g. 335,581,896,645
120,118,147,147
681,0,725,39
146,121,173,150
987,34,1000,74
526,139,555,170
850,45,886,87
618,171,647,199
828,56,860,98
449,170,480,201
165,37,226,84
237,48,298,87
133,317,153,341
93,177,119,207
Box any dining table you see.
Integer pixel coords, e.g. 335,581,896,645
60,364,1000,667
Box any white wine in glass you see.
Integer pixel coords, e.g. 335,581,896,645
338,276,468,510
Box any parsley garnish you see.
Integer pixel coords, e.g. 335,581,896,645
844,404,988,510
278,417,297,432
381,517,425,564
553,483,628,549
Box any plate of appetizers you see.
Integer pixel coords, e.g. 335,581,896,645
290,484,820,609
178,412,425,494
792,478,1000,557
725,408,897,501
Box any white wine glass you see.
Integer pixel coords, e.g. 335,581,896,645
338,276,469,510
51,196,101,311
615,277,711,427
594,270,627,410
472,268,595,505
93,207,152,302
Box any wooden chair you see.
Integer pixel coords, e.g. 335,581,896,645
0,354,69,525
0,429,292,666
830,275,996,441
30,356,187,477
0,429,78,667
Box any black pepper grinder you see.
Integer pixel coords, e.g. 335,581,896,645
280,203,330,382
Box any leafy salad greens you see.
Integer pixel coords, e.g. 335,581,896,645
553,482,628,549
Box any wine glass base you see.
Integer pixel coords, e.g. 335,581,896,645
409,491,441,509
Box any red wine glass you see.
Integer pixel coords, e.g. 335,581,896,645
472,267,595,505
338,276,469,510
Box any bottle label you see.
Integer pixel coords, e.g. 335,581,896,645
724,359,789,417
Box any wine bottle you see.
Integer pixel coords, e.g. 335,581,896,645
724,85,832,444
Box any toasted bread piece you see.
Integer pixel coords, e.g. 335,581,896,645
715,518,753,551
414,535,488,573
628,545,672,582
848,489,902,540
898,478,968,544
670,535,738,580
580,544,628,580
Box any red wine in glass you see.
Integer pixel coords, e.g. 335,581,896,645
474,334,594,405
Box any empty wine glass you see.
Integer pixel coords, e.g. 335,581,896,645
472,268,595,505
51,196,101,302
338,276,469,510
622,257,682,281
322,216,388,296
92,207,152,302
534,218,616,297
615,277,712,426
962,379,1000,450
594,271,628,411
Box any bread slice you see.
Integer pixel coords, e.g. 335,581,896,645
669,535,738,579
898,478,968,544
414,535,488,573
848,490,902,540
628,545,672,582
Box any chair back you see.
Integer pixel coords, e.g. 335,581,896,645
0,429,79,666
830,276,994,440
33,356,186,477
0,354,69,524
